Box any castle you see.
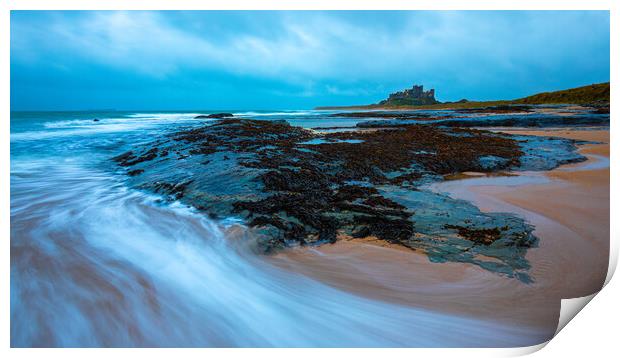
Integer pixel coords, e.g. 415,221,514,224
379,85,438,106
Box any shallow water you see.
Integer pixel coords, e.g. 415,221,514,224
11,110,552,347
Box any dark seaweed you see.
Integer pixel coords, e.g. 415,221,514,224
112,118,588,282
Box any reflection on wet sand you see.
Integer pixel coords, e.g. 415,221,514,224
270,129,609,343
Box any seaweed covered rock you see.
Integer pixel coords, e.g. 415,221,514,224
113,118,582,282
194,113,234,119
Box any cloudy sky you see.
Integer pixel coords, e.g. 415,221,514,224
11,11,610,110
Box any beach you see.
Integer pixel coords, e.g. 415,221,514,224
270,128,609,343
10,110,610,347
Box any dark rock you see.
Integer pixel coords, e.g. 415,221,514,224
444,224,503,245
194,113,234,119
151,180,194,200
120,121,518,241
356,113,610,129
127,169,144,176
592,107,610,114
455,105,533,114
330,111,441,120
113,118,586,281
113,148,158,167
112,151,134,163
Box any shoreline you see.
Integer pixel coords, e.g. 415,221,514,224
315,103,535,111
268,128,609,344
315,82,609,111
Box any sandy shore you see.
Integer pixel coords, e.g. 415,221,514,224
269,128,609,344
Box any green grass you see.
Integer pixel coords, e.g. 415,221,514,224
513,82,609,105
316,82,610,110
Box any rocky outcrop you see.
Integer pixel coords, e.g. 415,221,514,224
106,118,595,282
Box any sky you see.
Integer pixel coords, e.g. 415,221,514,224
11,10,610,111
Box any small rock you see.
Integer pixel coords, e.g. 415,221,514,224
194,113,234,119
127,169,144,176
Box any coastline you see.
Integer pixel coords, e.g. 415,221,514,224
11,111,610,347
268,128,609,343
315,82,609,111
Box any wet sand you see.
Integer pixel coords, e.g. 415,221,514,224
269,128,609,344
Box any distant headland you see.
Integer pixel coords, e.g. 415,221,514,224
316,82,610,110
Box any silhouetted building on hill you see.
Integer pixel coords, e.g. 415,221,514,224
379,85,438,106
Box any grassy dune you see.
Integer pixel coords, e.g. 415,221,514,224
513,82,609,105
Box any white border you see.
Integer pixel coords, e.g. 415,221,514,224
1,1,616,357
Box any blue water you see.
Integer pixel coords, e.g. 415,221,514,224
10,110,544,347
